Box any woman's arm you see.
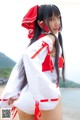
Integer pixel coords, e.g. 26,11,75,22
23,36,58,101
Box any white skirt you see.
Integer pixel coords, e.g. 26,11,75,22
13,83,61,114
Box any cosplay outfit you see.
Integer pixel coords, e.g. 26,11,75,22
0,5,64,120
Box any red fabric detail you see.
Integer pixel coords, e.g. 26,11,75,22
58,56,64,68
18,93,20,96
42,54,54,72
38,33,47,39
56,83,59,88
0,93,20,102
0,93,20,120
31,41,48,59
42,44,54,72
11,107,17,120
40,99,48,102
0,99,8,101
40,98,58,102
39,33,54,72
28,29,34,39
21,5,38,39
51,98,58,101
35,101,41,120
35,97,58,120
40,21,50,32
31,37,54,72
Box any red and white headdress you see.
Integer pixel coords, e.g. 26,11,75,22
22,5,39,39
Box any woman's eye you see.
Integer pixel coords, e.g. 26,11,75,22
49,18,54,21
49,16,60,22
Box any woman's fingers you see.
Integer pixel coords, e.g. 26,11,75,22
8,98,17,105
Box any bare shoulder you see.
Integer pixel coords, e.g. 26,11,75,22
46,34,55,45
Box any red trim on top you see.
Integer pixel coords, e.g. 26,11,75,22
38,33,47,39
31,41,48,59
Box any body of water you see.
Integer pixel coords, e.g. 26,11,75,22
60,88,80,120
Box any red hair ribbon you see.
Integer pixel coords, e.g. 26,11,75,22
21,5,39,39
39,21,50,32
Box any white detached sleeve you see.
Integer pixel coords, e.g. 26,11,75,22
0,58,24,100
23,37,59,102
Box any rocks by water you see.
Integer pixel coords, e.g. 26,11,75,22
0,78,8,85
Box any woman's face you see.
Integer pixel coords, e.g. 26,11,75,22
46,15,61,34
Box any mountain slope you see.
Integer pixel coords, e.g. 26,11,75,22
0,52,16,68
59,78,80,88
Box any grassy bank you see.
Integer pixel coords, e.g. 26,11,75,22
0,67,13,79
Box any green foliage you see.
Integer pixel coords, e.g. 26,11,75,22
0,52,16,79
0,67,13,79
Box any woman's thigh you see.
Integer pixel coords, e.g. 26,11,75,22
17,108,34,120
39,96,63,120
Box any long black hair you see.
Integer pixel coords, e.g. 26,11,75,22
19,4,65,90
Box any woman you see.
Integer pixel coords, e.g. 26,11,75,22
0,4,65,120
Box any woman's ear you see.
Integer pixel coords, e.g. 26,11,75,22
37,20,50,32
37,20,43,28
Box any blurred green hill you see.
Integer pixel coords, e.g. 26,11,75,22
59,78,80,88
0,52,16,68
0,52,16,78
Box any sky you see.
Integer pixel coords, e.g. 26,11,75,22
0,0,80,83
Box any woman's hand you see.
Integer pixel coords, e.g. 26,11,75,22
8,98,17,105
